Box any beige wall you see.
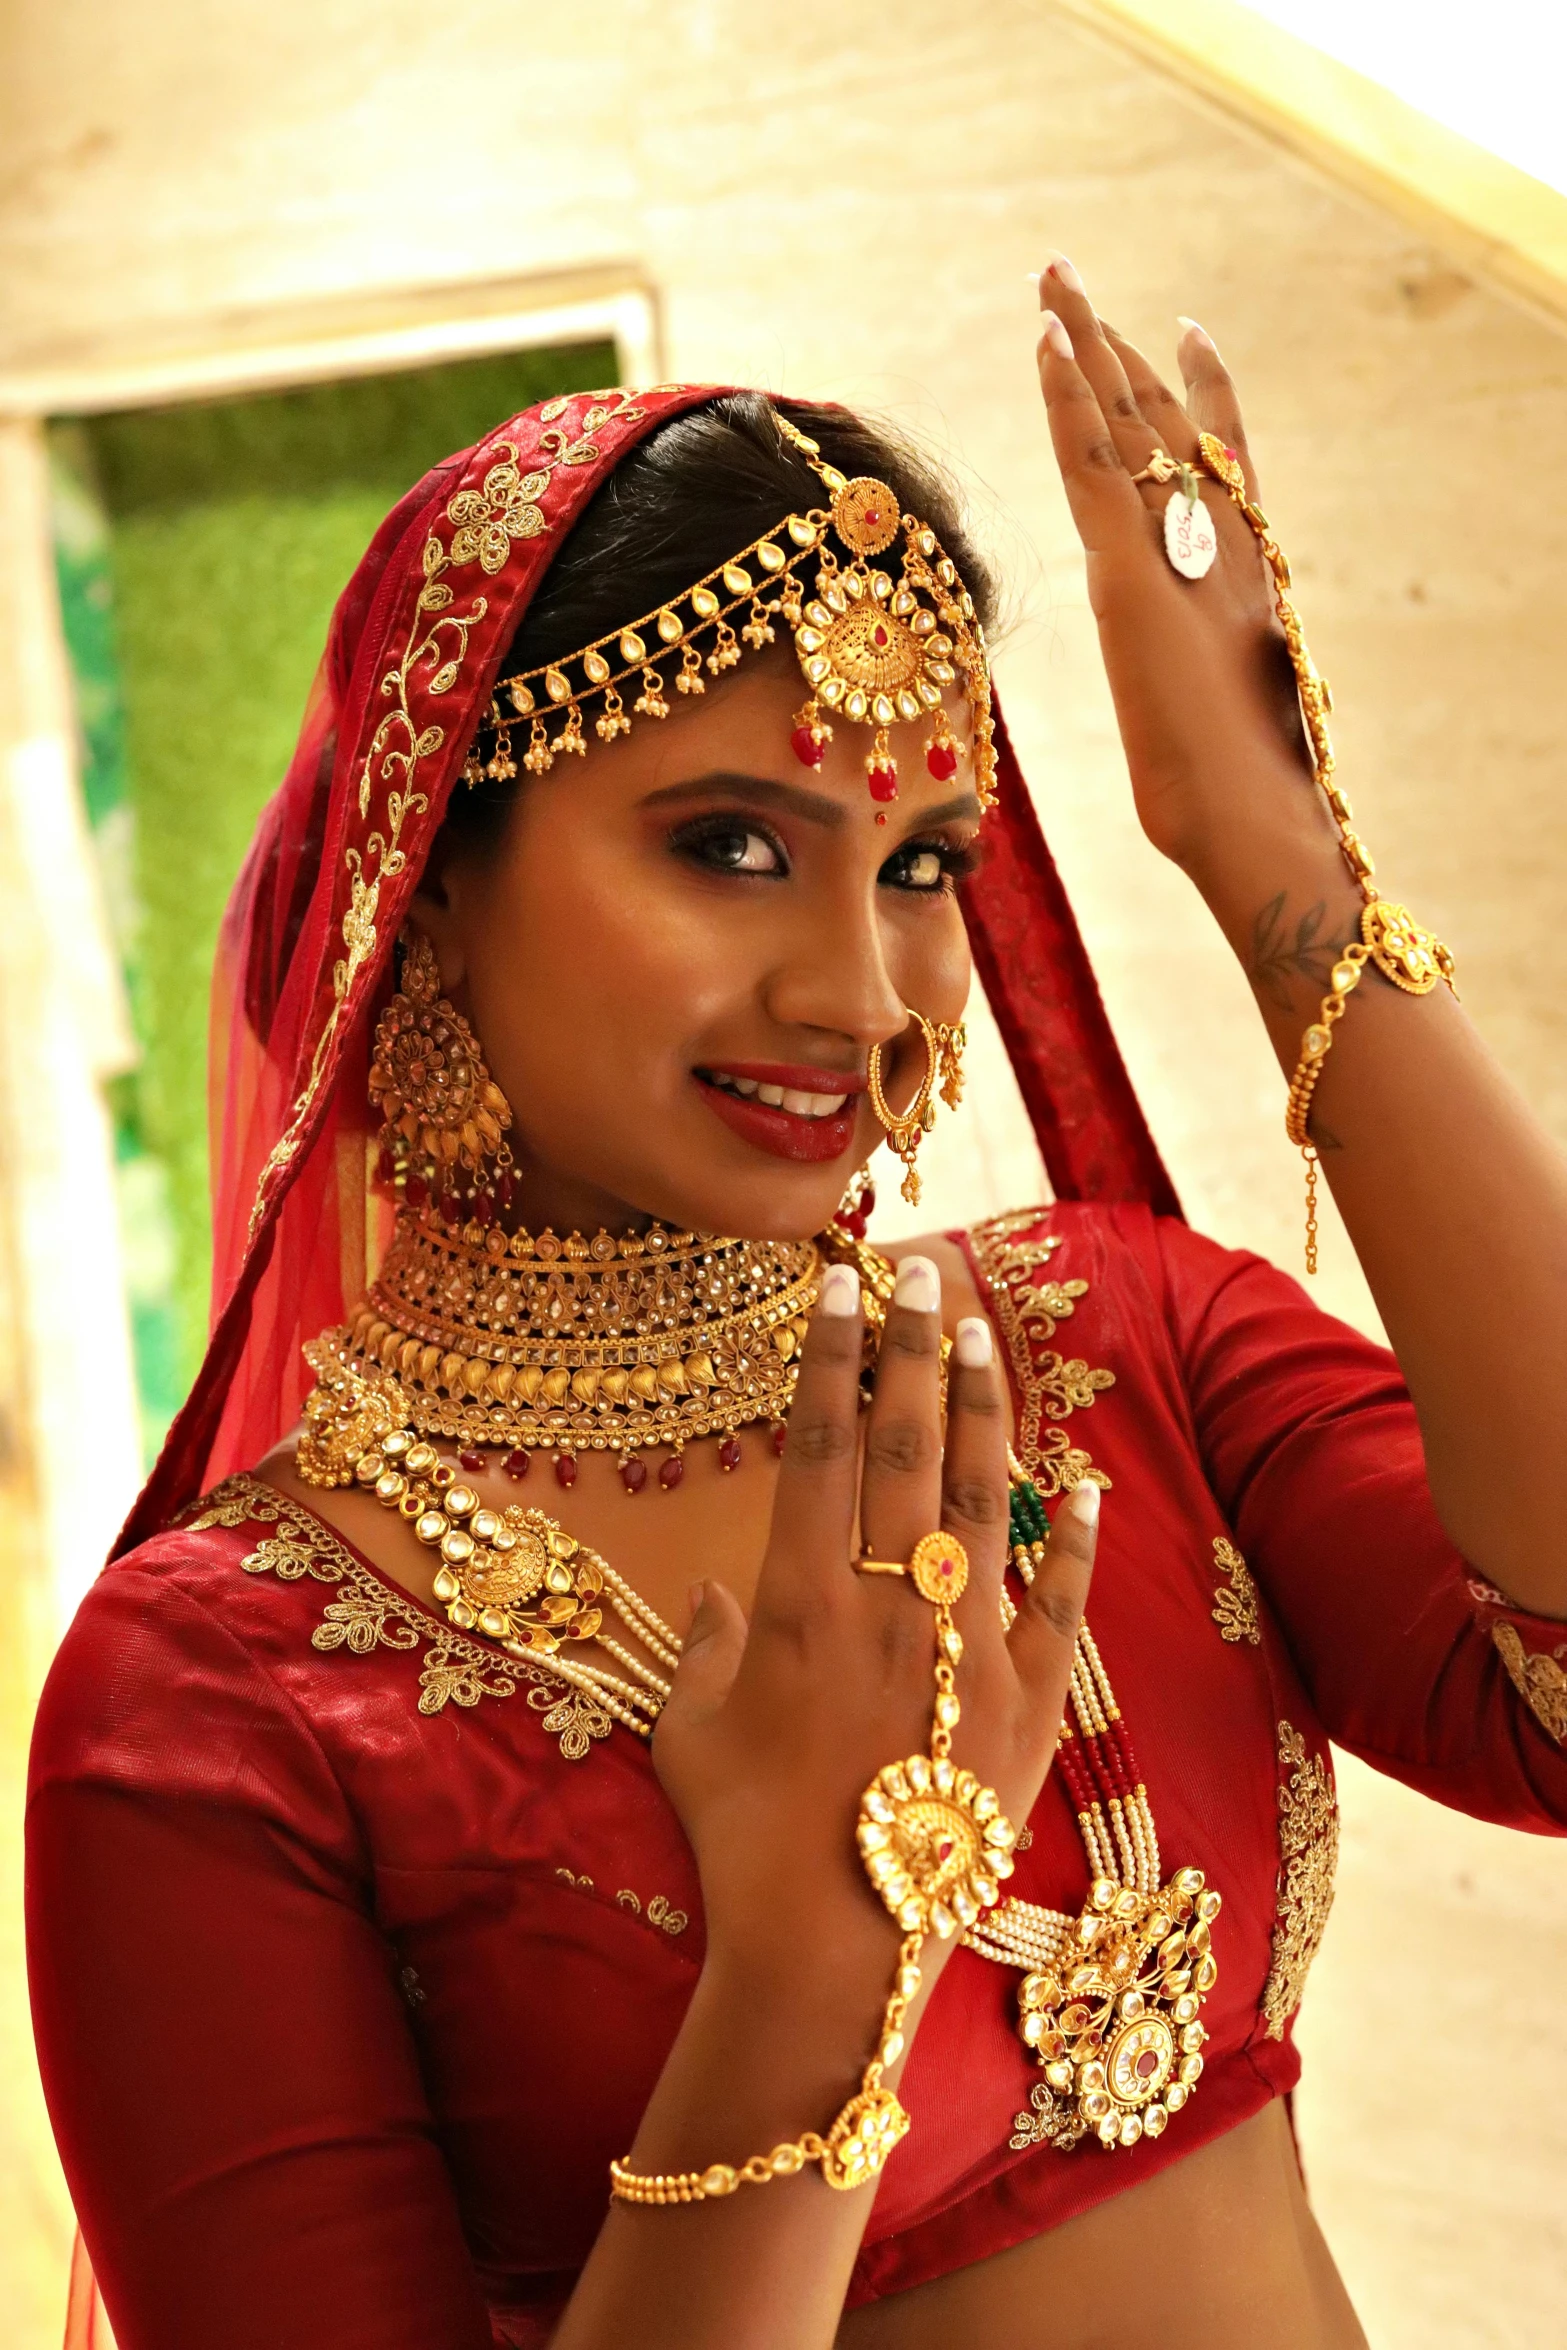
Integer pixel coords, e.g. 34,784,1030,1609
2,4,1565,2343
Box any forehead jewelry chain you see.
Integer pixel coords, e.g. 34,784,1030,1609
466,409,996,821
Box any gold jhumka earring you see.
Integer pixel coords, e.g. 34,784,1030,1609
465,412,997,826
865,1014,967,1206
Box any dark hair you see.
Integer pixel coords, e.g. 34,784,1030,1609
443,392,998,850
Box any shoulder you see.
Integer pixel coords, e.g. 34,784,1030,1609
28,1478,354,1827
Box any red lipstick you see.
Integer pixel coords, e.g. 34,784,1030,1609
693,1070,863,1164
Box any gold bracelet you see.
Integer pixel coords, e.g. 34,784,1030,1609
1284,944,1369,1277
1196,434,1457,1268
610,1532,1018,2206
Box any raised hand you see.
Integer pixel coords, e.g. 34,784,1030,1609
1033,255,1335,882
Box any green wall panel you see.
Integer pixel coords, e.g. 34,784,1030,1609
50,341,615,1451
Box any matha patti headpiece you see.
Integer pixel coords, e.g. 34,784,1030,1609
465,410,997,821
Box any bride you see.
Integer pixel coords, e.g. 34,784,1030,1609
26,256,1567,2349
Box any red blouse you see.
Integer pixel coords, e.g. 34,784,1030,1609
27,1206,1567,2350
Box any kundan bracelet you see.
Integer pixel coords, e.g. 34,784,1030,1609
1194,434,1457,1269
609,1532,1018,2205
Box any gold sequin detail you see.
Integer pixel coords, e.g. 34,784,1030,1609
968,1210,1113,1498
1260,1722,1338,2039
1211,1536,1261,1646
1492,1621,1567,1744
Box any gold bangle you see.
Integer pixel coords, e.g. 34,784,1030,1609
611,1531,1016,2210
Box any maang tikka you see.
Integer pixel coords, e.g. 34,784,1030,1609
466,410,997,824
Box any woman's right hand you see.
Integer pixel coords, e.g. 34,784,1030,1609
652,1254,1099,1992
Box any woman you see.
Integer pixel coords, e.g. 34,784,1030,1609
25,258,1567,2350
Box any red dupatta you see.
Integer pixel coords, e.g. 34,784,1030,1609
115,381,1177,1558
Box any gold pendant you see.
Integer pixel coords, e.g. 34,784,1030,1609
1015,1870,1220,2151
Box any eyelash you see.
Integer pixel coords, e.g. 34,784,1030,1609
671,815,979,895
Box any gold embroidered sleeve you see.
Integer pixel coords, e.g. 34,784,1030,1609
969,1210,1114,1499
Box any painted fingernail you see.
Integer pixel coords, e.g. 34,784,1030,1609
1040,310,1074,361
1046,252,1084,294
819,1262,861,1317
1066,1480,1101,1528
1177,316,1216,352
892,1255,941,1314
954,1316,993,1368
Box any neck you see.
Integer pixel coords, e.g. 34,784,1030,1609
501,1163,659,1243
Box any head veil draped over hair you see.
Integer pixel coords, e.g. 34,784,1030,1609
117,384,1177,1556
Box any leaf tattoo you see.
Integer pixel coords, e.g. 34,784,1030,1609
1248,892,1351,1012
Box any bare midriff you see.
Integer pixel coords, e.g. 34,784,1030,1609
838,2101,1369,2350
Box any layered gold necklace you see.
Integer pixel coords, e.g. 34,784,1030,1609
315,1214,820,1494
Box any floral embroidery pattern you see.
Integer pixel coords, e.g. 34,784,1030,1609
528,1682,614,1760
1260,1722,1338,2039
969,1209,1113,1498
190,1475,638,1746
1211,1537,1261,1646
1009,2080,1085,2153
1492,1622,1567,1744
246,389,655,1239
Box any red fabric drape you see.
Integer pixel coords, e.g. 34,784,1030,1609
115,379,1177,1550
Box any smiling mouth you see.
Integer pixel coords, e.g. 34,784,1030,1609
698,1069,851,1120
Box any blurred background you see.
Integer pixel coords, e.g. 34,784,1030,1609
2,1,1565,2341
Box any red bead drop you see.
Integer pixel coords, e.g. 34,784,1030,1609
658,1454,685,1490
925,740,958,782
496,1170,515,1212
440,1190,463,1225
772,1422,788,1456
860,1182,876,1217
502,1448,531,1481
405,1175,429,1210
867,766,898,803
473,1192,495,1226
718,1437,743,1472
620,1456,648,1494
458,1451,486,1473
376,1148,396,1187
791,724,825,769
554,1453,578,1489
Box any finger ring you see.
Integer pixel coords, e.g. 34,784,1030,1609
1130,449,1181,486
856,1530,969,1603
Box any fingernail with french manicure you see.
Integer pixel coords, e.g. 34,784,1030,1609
1177,315,1216,352
1046,252,1084,294
1067,1480,1101,1528
892,1255,941,1314
954,1316,993,1368
1040,310,1074,361
819,1262,861,1317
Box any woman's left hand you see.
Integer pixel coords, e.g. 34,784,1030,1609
1032,255,1329,883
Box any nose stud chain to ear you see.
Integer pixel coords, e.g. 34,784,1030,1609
866,1013,965,1205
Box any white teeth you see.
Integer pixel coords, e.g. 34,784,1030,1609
706,1072,850,1118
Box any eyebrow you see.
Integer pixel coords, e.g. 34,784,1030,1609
639,771,983,832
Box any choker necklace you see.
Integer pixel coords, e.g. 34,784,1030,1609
310,1214,821,1494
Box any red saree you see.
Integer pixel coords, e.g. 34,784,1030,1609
25,386,1567,2349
